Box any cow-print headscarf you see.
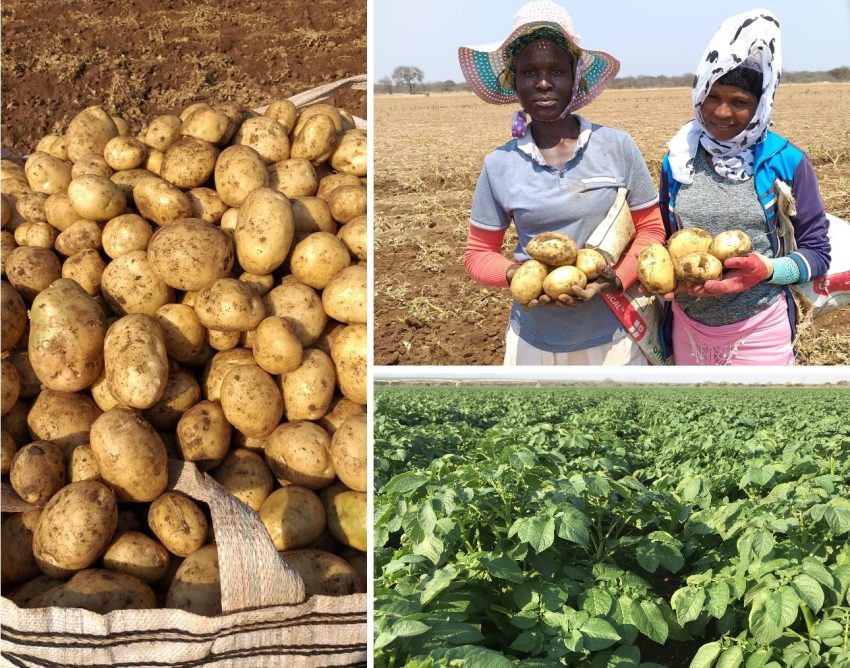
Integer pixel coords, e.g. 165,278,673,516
667,9,782,184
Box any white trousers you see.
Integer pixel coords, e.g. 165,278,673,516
504,328,649,366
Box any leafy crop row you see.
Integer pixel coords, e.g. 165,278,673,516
374,387,850,668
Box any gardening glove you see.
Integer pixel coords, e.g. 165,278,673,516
688,253,773,296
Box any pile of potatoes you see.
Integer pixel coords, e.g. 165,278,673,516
0,98,367,616
509,231,608,305
637,228,753,293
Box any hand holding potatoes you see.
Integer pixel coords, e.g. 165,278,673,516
687,253,773,296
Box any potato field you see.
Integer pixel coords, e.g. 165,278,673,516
374,385,850,667
374,85,850,366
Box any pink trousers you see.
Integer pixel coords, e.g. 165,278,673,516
672,298,795,366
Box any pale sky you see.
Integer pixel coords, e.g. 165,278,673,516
372,0,850,82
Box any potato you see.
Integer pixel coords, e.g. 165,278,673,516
160,136,219,189
291,197,335,238
7,351,41,400
43,193,81,232
176,399,232,464
234,116,290,164
575,248,607,281
24,152,72,195
54,219,102,256
264,99,297,133
102,213,152,258
2,429,17,474
317,173,361,202
201,348,257,401
30,569,156,612
27,388,102,454
238,271,274,297
527,232,578,266
103,135,148,171
342,548,367,593
110,168,155,203
133,176,193,226
165,543,220,616
10,441,66,504
7,575,64,607
330,129,367,177
265,421,335,489
89,367,120,411
638,243,677,293
268,158,318,198
291,113,338,164
155,303,211,366
674,251,724,283
143,114,183,151
666,227,713,262
194,278,266,332
28,278,106,391
510,259,548,305
187,187,227,224
102,531,170,583
65,106,119,163
234,187,294,275
101,250,175,315
318,395,365,435
326,184,366,224
89,407,168,501
103,314,169,409
13,220,54,249
219,364,283,439
32,480,117,577
3,400,29,447
263,279,327,347
15,191,49,222
330,324,366,406
543,265,587,299
710,230,753,263
324,489,366,551
1,280,27,351
281,348,336,421
252,316,303,375
36,134,69,161
1,228,17,268
143,366,201,430
62,248,107,296
330,414,366,492
280,549,359,597
68,444,101,482
1,510,42,584
290,232,351,289
214,145,269,207
259,486,326,551
71,152,113,179
67,175,127,221
207,327,240,351
2,358,20,415
145,149,164,175
321,264,366,325
181,106,231,145
4,246,62,301
147,217,234,291
337,213,366,260
212,448,274,511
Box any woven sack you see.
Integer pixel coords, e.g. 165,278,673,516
0,76,368,668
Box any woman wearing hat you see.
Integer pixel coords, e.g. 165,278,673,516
660,8,831,365
460,1,665,366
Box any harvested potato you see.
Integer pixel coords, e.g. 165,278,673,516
143,114,183,152
292,197,335,238
291,113,338,164
214,145,269,207
101,213,152,258
543,265,587,300
710,230,752,263
281,348,336,420
67,174,127,221
575,248,607,281
259,486,326,551
264,99,297,133
160,136,219,189
133,176,193,226
71,153,113,179
165,544,220,616
201,348,257,401
1,358,20,415
324,488,366,551
103,136,148,171
27,388,102,454
675,251,724,283
7,575,64,608
234,187,294,275
330,324,366,406
194,278,266,332
103,314,169,409
43,193,80,232
219,364,283,439
187,187,228,224
337,213,366,260
330,129,366,177
265,421,335,489
143,366,201,430
102,531,170,583
527,232,577,266
4,246,62,301
510,259,548,305
155,303,211,366
637,243,677,293
267,158,318,198
29,569,156,613
10,441,66,504
148,491,209,558
68,444,101,482
61,248,107,295
147,218,235,291
280,549,359,597
89,407,169,502
32,480,117,577
234,116,291,164
176,399,232,464
326,184,366,224
666,227,712,262
263,279,327,347
182,106,230,145
13,221,56,249
24,152,72,195
318,395,365,435
101,249,174,315
54,219,102,256
212,448,275,511
2,430,17,474
317,173,361,201
322,264,366,324
290,232,351,289
253,316,303,374
330,414,366,492
1,511,43,584
15,192,49,222
1,280,27,351
65,106,119,163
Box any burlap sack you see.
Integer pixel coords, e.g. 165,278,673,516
0,76,367,668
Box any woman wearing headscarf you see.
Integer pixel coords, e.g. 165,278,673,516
459,1,665,366
660,8,831,365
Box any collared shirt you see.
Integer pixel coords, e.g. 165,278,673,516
471,116,658,353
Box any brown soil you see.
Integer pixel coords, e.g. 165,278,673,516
1,0,365,156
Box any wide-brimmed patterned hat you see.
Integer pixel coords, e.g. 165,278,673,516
458,1,619,111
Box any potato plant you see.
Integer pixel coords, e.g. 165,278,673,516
374,386,850,668
0,98,368,614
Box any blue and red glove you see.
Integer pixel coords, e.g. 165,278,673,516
688,253,773,296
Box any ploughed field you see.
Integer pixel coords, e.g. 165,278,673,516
374,85,850,365
374,385,850,667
